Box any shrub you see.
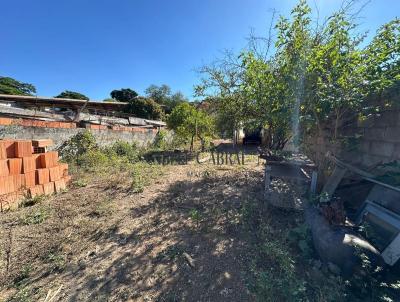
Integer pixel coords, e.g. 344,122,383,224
59,130,97,163
108,140,139,163
76,149,108,169
22,208,49,225
153,130,168,150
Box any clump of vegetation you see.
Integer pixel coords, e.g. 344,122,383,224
59,132,165,194
167,102,215,151
19,194,46,208
196,1,400,149
22,207,49,225
106,140,140,163
59,130,98,164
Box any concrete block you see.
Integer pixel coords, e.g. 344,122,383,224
361,153,387,168
383,127,400,143
364,127,386,141
375,111,398,127
369,141,395,157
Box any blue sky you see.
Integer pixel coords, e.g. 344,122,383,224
1,0,399,100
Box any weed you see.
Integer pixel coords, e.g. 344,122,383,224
19,194,46,208
157,245,183,261
287,223,314,259
22,207,49,225
6,286,31,302
72,179,88,188
59,130,97,163
47,252,66,272
189,209,201,228
106,140,140,163
13,264,33,288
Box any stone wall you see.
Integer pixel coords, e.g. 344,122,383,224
0,119,160,150
304,108,400,172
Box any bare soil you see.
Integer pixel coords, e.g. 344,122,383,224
0,160,274,301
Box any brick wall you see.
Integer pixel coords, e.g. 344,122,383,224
304,109,400,171
0,117,160,149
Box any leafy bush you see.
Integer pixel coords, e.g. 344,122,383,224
59,130,97,163
22,208,49,225
76,149,108,169
107,140,140,163
153,130,168,150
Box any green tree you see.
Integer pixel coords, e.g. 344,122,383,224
167,103,214,151
55,90,89,100
110,88,139,102
125,97,164,120
0,76,36,95
145,84,188,114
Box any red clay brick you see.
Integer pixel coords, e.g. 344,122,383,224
8,158,23,175
54,179,66,192
32,154,43,169
36,168,50,184
49,166,61,181
43,182,55,195
0,160,9,176
0,140,15,159
29,185,44,198
21,119,34,127
40,151,58,168
13,174,25,190
15,141,33,157
32,139,53,148
59,163,69,177
63,175,72,184
0,117,12,125
24,171,36,187
0,175,15,195
22,156,36,173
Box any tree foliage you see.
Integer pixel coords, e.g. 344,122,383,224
196,0,400,149
0,76,36,96
145,84,188,114
55,90,89,100
125,97,164,120
110,88,139,102
109,88,163,120
167,103,214,151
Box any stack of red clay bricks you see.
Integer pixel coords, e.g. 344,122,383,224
0,138,71,211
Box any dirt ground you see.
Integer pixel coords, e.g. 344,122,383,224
0,158,278,301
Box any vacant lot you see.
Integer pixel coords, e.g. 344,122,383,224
1,157,399,301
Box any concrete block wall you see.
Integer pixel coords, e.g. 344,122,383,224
305,109,400,170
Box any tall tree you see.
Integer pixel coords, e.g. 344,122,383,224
55,90,89,100
0,76,36,95
110,88,138,102
125,97,164,120
145,84,188,114
167,103,214,151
